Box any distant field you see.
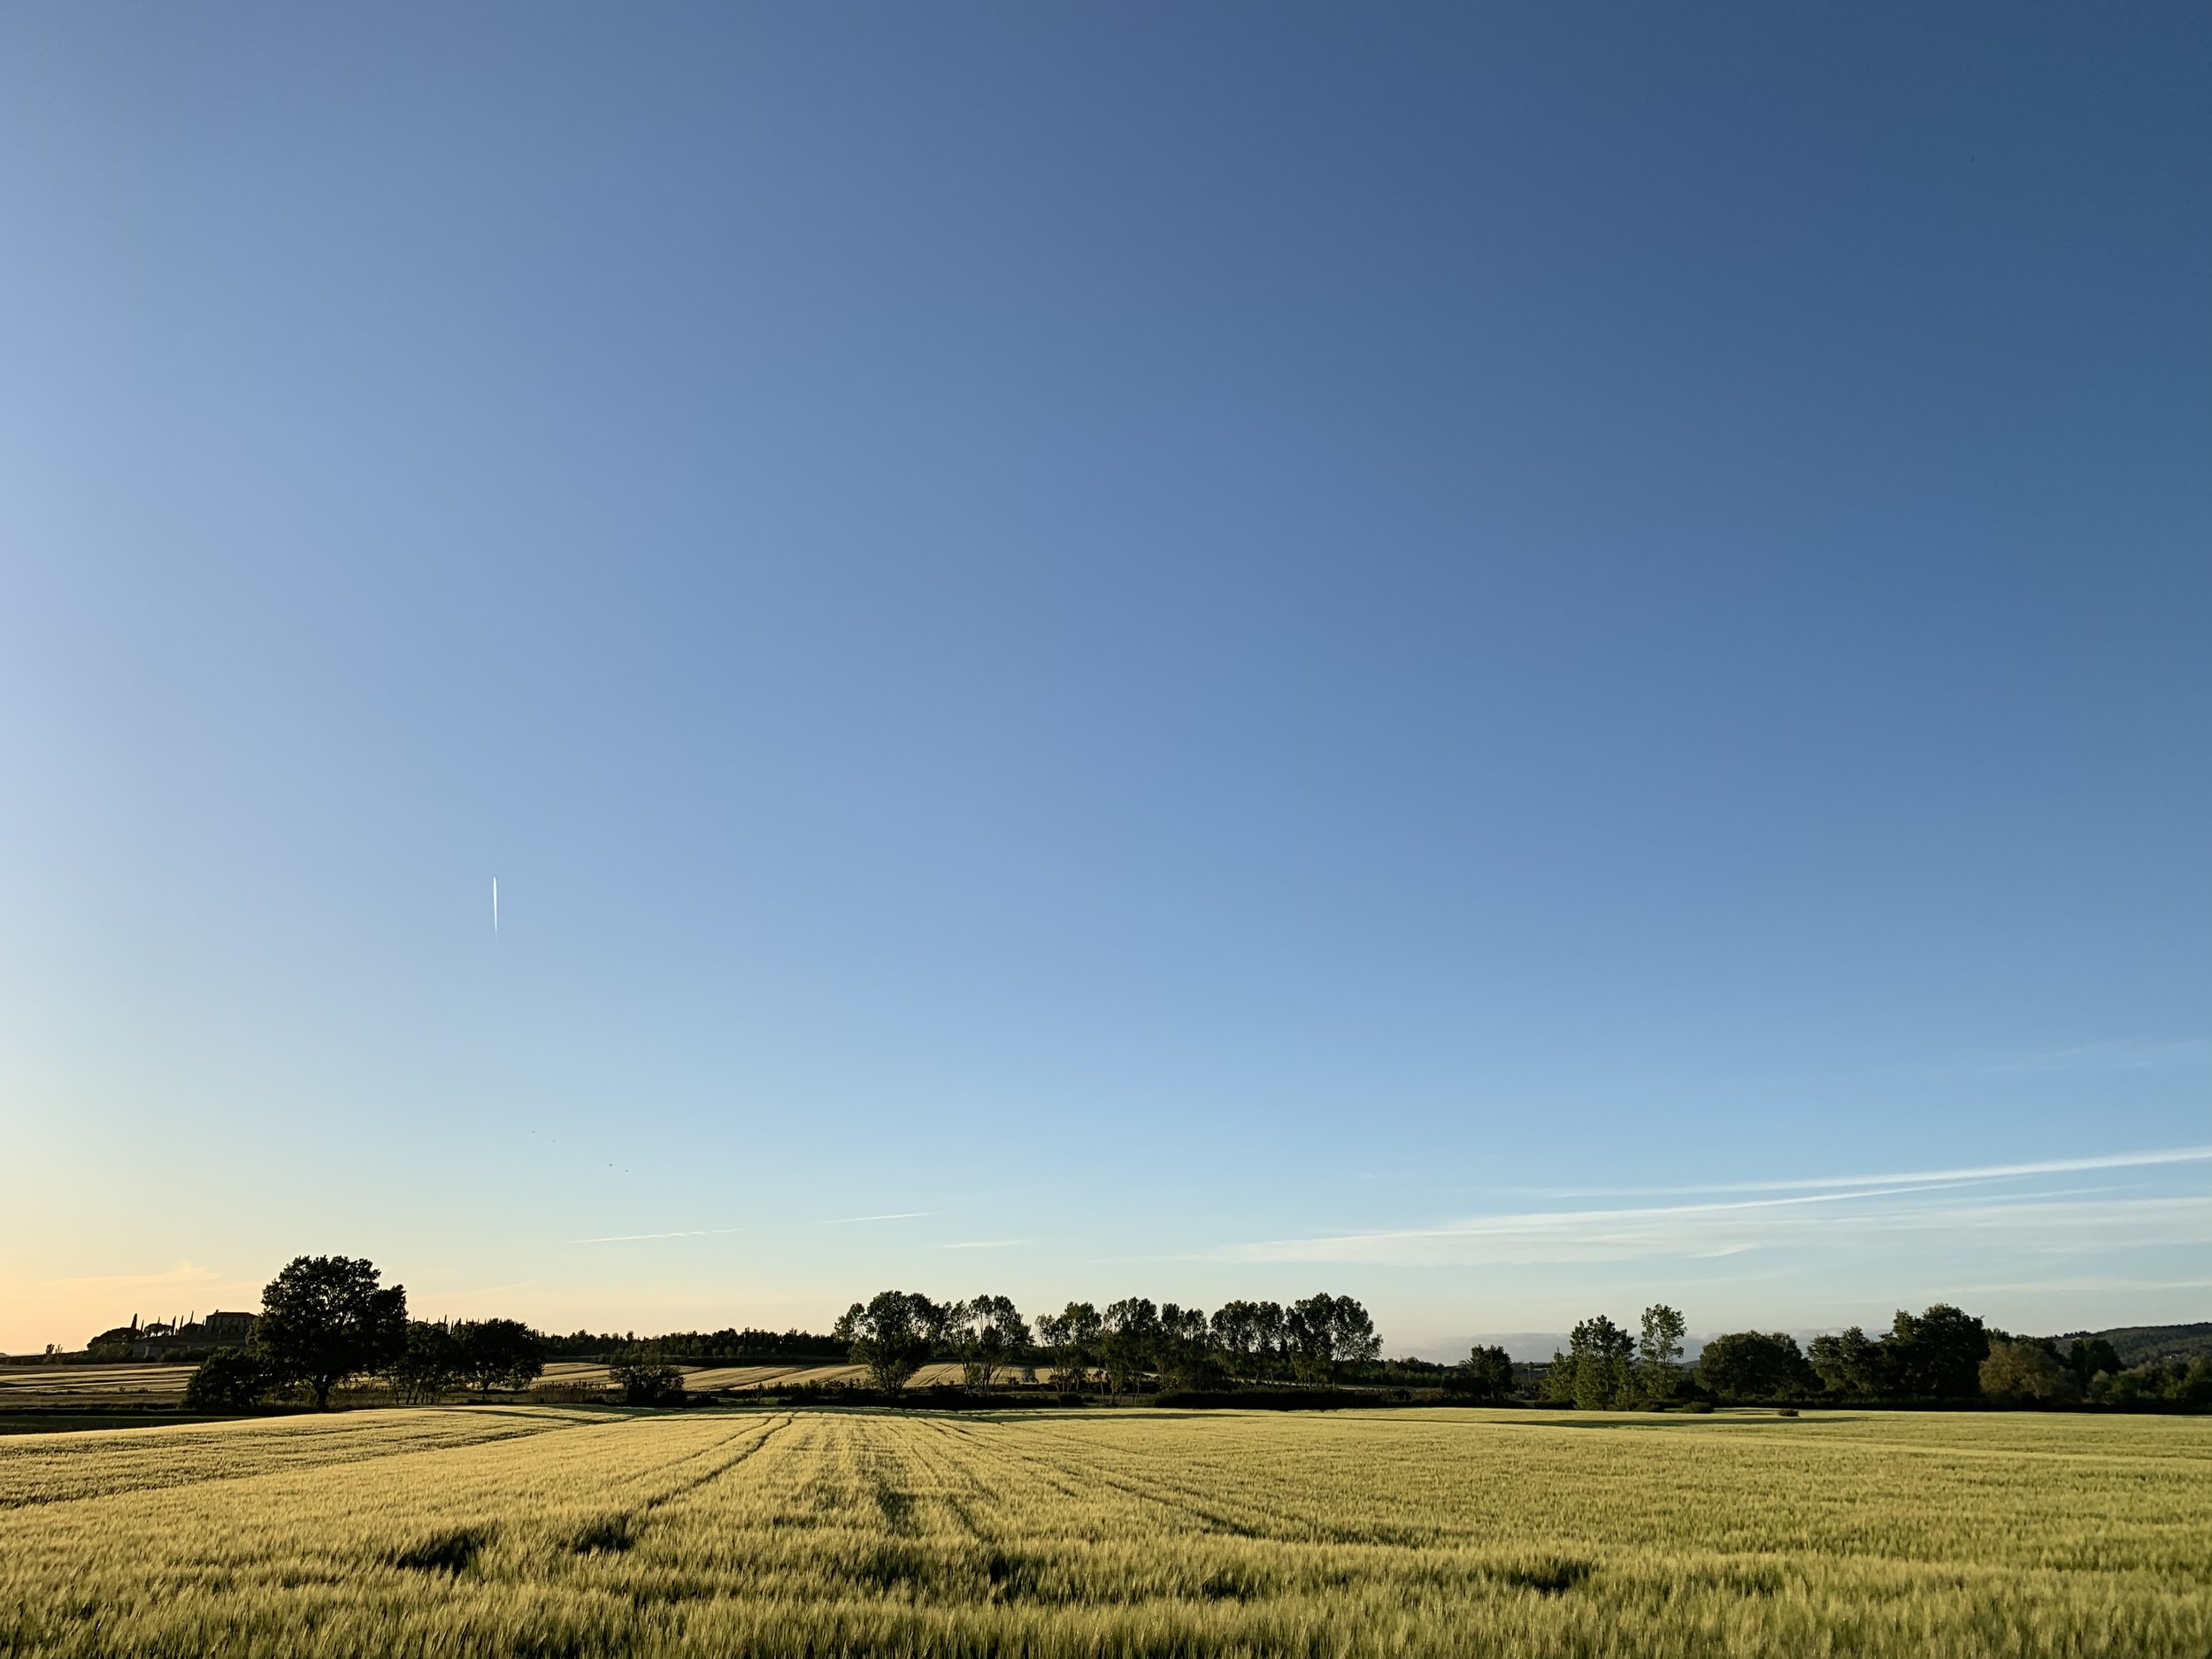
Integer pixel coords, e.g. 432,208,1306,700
0,1358,937,1409
0,1364,196,1403
539,1359,972,1391
3,1405,2207,1657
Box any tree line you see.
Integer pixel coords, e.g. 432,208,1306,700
1525,1302,2211,1409
183,1256,552,1410
833,1289,1383,1395
541,1327,841,1363
172,1256,2210,1413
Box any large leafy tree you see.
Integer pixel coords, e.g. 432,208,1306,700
2065,1337,2121,1392
1284,1294,1380,1384
1033,1302,1102,1395
1446,1344,1515,1403
253,1255,408,1409
1324,1294,1382,1371
183,1347,274,1410
1211,1301,1298,1383
833,1290,947,1393
1154,1303,1214,1391
1883,1304,1988,1399
1980,1339,2078,1404
389,1320,462,1403
1100,1298,1161,1394
1207,1301,1277,1383
1637,1304,1686,1401
1808,1326,1882,1396
1561,1316,1635,1408
946,1295,1025,1389
454,1318,548,1395
609,1347,688,1405
1696,1331,1816,1402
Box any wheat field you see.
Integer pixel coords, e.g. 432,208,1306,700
4,1404,2207,1657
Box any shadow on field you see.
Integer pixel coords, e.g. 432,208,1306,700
571,1514,639,1555
392,1525,496,1575
1494,1557,1594,1594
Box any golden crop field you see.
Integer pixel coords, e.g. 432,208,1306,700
4,1404,2207,1658
0,1358,959,1411
538,1360,973,1392
0,1363,196,1403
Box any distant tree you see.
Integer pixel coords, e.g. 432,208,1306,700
183,1348,273,1410
1324,1294,1383,1371
946,1295,1026,1389
1284,1294,1382,1384
833,1291,947,1393
1883,1304,1988,1399
1445,1344,1515,1403
1033,1302,1102,1395
1980,1339,2079,1405
1284,1296,1334,1384
1541,1348,1577,1404
2066,1337,2122,1392
1637,1304,1686,1401
389,1320,462,1403
609,1349,687,1406
1251,1302,1288,1381
1101,1298,1162,1394
1207,1302,1267,1383
452,1319,546,1396
252,1256,408,1410
1563,1316,1635,1409
1209,1300,1289,1383
1696,1332,1816,1402
86,1324,141,1361
1808,1327,1882,1397
1155,1303,1216,1392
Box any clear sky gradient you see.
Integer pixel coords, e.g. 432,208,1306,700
3,4,2206,1356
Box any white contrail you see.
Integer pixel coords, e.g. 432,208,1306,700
492,877,499,937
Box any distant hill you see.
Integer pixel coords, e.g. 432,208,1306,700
2047,1322,2212,1366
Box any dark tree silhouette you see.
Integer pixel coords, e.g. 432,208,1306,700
1883,1304,1988,1399
1696,1331,1816,1402
2066,1336,2121,1390
609,1348,687,1405
253,1255,408,1409
1033,1302,1101,1395
947,1296,1025,1389
389,1321,462,1403
1638,1304,1686,1400
1446,1344,1514,1402
454,1318,547,1395
1553,1316,1635,1408
833,1290,948,1392
183,1348,273,1410
1981,1339,2078,1403
1808,1326,1882,1396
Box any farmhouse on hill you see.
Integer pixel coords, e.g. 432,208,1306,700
86,1311,257,1360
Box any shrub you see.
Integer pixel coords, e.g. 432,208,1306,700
610,1358,687,1406
1980,1340,2080,1405
1443,1344,1516,1404
1696,1332,1816,1402
183,1348,273,1410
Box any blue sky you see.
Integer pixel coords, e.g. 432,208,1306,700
2,4,2206,1356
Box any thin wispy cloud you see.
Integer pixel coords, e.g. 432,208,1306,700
819,1211,931,1225
1540,1145,2212,1199
1963,1038,2211,1076
572,1225,747,1244
1222,1146,2212,1268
